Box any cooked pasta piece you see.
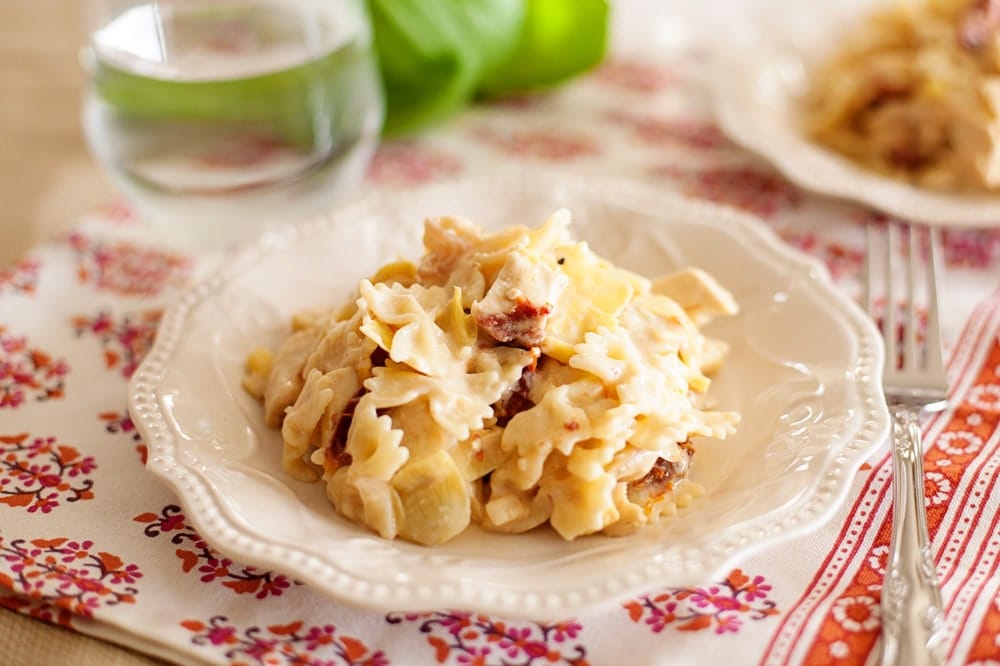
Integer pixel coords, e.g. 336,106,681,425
245,210,739,545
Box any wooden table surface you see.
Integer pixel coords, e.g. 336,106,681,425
0,1,113,269
0,3,160,663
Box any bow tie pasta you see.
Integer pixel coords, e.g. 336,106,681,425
243,211,739,545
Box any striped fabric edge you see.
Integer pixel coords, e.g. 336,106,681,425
761,285,1000,666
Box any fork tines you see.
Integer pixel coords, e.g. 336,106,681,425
864,221,948,410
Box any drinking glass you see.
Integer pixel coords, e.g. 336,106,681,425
81,0,384,247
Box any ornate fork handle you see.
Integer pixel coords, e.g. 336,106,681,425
879,404,946,666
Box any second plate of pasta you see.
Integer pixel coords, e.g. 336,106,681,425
710,0,1000,227
129,171,889,620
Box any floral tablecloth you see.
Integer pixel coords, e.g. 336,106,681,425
3,45,1000,666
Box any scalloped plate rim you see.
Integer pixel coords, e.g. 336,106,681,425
128,171,890,620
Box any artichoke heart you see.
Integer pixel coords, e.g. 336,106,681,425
391,449,471,545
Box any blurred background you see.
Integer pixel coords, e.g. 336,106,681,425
0,3,113,267
0,0,733,268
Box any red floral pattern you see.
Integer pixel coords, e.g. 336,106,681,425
0,434,95,513
134,505,299,598
386,611,587,666
0,257,41,295
859,211,1000,270
180,615,387,666
652,164,803,218
0,589,75,627
98,409,147,463
624,569,780,634
0,535,140,626
94,198,138,225
471,127,599,161
606,110,729,151
68,232,189,297
367,142,462,187
594,58,675,93
779,230,866,283
0,326,69,408
941,229,1000,269
72,309,161,379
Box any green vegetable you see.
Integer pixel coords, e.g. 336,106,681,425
369,0,525,135
479,0,610,96
92,0,610,140
372,0,610,134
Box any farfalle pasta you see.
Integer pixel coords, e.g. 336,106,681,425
243,211,739,545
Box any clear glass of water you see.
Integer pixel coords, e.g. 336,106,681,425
82,0,384,247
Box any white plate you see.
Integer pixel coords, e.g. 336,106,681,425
709,0,1000,227
129,172,890,620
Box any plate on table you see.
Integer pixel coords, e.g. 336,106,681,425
709,0,1000,227
128,171,890,620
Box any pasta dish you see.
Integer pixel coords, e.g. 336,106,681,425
243,211,739,545
802,0,1000,192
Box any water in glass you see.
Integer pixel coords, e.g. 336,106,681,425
82,0,383,245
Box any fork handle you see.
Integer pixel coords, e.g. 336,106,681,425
879,405,946,666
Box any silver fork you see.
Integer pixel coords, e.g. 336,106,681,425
864,222,949,666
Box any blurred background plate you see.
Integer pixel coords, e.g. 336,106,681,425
709,0,1000,227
